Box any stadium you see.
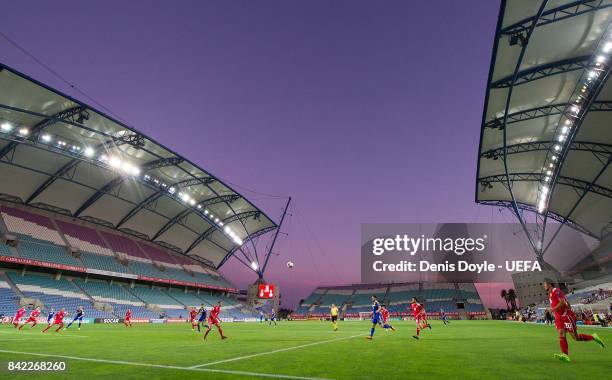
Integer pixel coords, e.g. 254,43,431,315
0,1,611,379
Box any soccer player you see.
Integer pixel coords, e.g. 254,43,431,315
366,295,382,340
46,309,55,325
440,308,450,325
196,304,209,332
189,307,198,331
543,279,605,362
203,301,227,340
380,305,396,331
330,304,339,331
42,308,66,333
124,309,132,327
12,306,26,328
65,306,85,330
269,310,277,326
18,307,41,330
410,297,430,340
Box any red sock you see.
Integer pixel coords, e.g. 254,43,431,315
559,337,569,355
217,326,225,338
416,327,420,336
42,326,50,333
578,334,593,341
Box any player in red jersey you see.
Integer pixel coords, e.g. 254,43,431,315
410,297,431,340
12,306,26,328
189,308,198,331
124,309,132,327
380,305,396,331
543,279,605,362
41,308,66,333
203,301,227,340
18,307,41,330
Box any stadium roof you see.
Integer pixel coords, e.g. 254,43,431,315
0,62,277,268
476,0,612,257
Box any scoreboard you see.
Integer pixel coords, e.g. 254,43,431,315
258,284,275,299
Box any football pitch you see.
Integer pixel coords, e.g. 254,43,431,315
0,320,609,379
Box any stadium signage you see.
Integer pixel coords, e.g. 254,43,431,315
0,256,86,272
137,275,238,293
96,318,121,323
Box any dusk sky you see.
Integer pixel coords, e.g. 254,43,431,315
2,0,513,308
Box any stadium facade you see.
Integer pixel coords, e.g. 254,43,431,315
0,62,280,322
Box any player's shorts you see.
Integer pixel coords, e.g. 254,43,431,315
73,315,83,321
208,317,220,325
554,311,577,331
52,320,63,325
331,315,338,322
24,317,36,323
371,315,380,324
198,316,206,322
125,317,131,322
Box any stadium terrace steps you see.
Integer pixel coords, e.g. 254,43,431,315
79,251,133,274
298,282,487,316
0,206,65,246
0,241,19,257
101,231,150,260
0,280,21,316
55,220,114,256
16,235,84,267
167,289,208,307
129,286,184,309
73,279,144,306
138,243,182,267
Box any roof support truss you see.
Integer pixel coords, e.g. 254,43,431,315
73,156,185,217
500,0,612,36
184,210,263,254
151,194,240,241
485,101,612,129
491,55,590,88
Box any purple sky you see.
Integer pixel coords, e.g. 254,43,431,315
2,0,513,308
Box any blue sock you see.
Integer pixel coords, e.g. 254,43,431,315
78,321,81,328
370,327,375,337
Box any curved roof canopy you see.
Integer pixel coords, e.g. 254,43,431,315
0,63,277,268
476,0,612,256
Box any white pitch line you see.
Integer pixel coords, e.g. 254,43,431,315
0,349,331,380
191,333,363,369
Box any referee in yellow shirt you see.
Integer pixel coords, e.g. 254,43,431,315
330,304,339,331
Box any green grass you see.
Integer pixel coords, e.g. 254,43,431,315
0,320,609,379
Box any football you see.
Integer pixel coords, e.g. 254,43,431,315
286,261,294,268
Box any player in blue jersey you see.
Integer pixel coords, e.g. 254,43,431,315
196,304,209,332
269,311,278,325
366,295,382,340
65,306,85,330
440,308,450,325
46,309,55,325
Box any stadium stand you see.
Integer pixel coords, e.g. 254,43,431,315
6,271,113,318
130,286,184,309
16,236,84,267
56,220,114,256
0,279,21,316
296,282,487,318
139,243,181,266
167,288,205,307
101,231,149,260
79,251,132,274
1,206,65,246
0,241,17,257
